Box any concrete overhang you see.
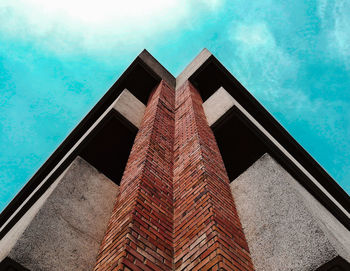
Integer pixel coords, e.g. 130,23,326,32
184,53,350,230
0,49,172,239
1,48,350,241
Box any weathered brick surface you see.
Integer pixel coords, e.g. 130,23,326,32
173,82,254,271
94,80,254,270
94,81,175,271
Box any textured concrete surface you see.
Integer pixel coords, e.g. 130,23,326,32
203,86,234,126
0,167,69,262
176,48,211,90
230,153,350,271
113,89,145,128
294,173,350,264
7,157,119,271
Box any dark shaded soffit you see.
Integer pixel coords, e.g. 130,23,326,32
316,256,350,271
0,49,174,239
0,257,30,271
189,54,350,229
1,48,349,239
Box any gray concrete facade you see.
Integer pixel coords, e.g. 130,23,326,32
203,87,234,126
4,157,119,271
1,48,350,271
0,167,69,262
230,154,350,271
113,89,145,128
138,49,176,88
176,48,211,90
204,86,350,222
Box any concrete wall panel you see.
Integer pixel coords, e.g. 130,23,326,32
6,157,119,271
0,167,69,262
230,154,350,271
113,89,145,128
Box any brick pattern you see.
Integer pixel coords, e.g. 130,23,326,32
94,80,254,270
94,81,175,271
173,82,254,270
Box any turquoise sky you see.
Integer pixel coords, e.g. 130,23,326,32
1,0,350,211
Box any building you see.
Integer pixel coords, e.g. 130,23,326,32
0,49,349,271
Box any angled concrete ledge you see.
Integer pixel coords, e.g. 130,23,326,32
1,157,119,271
176,48,212,90
138,49,176,89
207,86,350,224
0,89,142,241
203,86,234,126
230,154,350,271
113,89,145,128
1,48,349,271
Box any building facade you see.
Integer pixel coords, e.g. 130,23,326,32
0,49,349,270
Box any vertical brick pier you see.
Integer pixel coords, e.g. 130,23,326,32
94,80,254,270
173,82,253,270
94,81,175,270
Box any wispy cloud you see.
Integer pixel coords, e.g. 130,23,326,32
234,23,272,47
0,0,223,56
317,0,350,69
0,0,349,210
229,22,298,100
228,21,350,158
332,1,350,68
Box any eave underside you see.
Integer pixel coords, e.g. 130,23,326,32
1,49,349,241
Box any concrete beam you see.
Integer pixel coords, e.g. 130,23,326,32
0,89,144,240
176,48,212,90
138,49,176,89
3,157,119,271
113,89,145,128
203,86,234,126
205,87,350,221
230,154,350,271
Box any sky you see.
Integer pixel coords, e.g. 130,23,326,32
0,0,350,211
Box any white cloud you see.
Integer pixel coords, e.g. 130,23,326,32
234,23,272,47
201,0,223,10
332,1,350,66
0,0,222,56
230,23,298,100
229,21,350,148
317,0,350,69
317,0,328,21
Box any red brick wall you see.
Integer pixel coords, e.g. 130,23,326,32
173,82,253,271
94,80,254,270
94,81,175,270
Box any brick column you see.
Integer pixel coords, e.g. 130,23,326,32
173,82,254,270
94,81,175,271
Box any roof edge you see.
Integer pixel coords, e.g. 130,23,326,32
0,50,165,238
176,48,212,90
138,49,176,89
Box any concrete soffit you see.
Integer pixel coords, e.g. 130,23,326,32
1,48,350,241
0,89,144,236
203,87,350,222
0,50,168,239
175,48,212,90
138,49,176,89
